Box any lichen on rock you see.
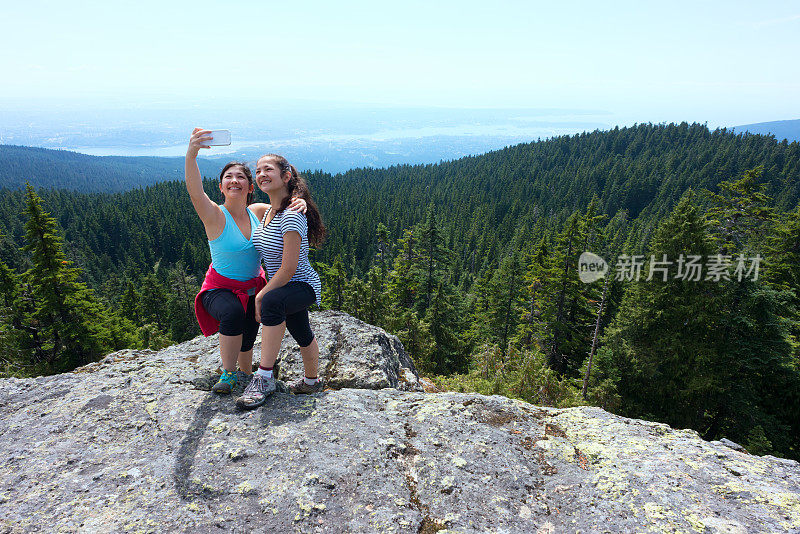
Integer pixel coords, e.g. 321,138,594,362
0,312,798,532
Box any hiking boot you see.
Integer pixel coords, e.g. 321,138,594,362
236,374,276,410
211,369,237,394
289,377,324,395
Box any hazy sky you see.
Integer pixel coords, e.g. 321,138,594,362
2,0,799,127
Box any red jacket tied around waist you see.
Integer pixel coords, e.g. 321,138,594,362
194,265,267,336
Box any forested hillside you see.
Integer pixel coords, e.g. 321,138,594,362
1,122,798,459
0,145,220,192
312,122,800,274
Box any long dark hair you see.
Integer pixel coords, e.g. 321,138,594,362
259,154,326,247
219,162,254,205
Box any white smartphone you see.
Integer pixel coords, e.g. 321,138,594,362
206,129,231,146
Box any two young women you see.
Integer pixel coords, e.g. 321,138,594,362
186,128,326,409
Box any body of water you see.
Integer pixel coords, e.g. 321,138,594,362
64,119,610,158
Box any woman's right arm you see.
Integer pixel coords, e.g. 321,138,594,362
185,128,224,238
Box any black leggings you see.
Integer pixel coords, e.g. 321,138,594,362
260,281,316,348
201,290,258,352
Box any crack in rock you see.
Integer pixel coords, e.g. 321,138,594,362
323,321,344,387
398,420,445,534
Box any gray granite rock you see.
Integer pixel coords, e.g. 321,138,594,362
183,310,422,392
0,318,799,533
276,311,421,391
717,438,748,453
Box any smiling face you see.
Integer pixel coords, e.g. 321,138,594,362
255,157,289,194
219,164,254,200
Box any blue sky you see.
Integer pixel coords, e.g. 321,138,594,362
2,0,799,127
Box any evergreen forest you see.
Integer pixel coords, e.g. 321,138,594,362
1,122,798,460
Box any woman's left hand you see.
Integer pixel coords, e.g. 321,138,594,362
288,197,308,213
254,294,263,324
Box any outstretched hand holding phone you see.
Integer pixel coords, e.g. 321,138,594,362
187,128,231,156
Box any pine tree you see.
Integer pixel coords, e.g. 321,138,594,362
416,205,452,314
385,229,420,313
767,206,800,293
319,255,347,310
706,166,775,254
376,227,437,371
593,193,719,424
485,250,527,354
361,266,388,327
545,206,602,376
593,192,800,457
19,185,116,373
765,206,800,368
583,273,610,399
701,172,800,455
389,309,434,374
120,280,142,325
166,262,200,342
0,259,26,374
139,272,169,332
343,276,368,319
375,223,390,274
465,263,496,349
517,238,551,351
424,281,468,374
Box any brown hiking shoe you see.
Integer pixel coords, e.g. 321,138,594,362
289,378,324,394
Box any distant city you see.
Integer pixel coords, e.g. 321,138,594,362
0,104,611,173
1,102,797,173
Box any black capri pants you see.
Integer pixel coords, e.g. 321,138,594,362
260,281,316,348
201,289,259,352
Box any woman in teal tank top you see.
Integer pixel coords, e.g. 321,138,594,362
208,205,262,281
185,128,306,394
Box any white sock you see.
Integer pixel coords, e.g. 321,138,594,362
257,368,273,379
304,377,318,385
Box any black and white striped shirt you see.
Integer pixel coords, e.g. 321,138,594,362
252,209,321,305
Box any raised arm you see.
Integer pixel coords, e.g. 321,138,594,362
185,128,225,238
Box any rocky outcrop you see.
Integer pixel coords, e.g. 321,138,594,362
189,311,422,392
276,311,421,391
0,312,799,533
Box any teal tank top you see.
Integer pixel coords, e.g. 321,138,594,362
208,206,261,281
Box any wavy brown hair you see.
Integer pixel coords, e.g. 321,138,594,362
258,154,326,247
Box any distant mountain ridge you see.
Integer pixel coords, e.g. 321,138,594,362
0,145,220,192
733,119,800,142
5,119,800,193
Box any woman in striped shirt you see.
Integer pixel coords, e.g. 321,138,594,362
236,154,327,409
